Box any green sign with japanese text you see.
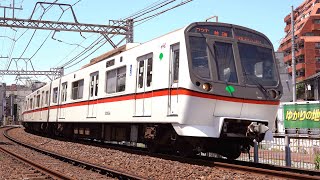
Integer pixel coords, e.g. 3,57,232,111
284,103,320,129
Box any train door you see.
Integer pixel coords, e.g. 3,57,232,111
87,71,99,118
59,82,67,119
135,54,153,116
168,44,179,115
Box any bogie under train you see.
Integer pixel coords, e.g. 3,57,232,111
22,22,282,159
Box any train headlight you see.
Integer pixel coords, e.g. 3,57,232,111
268,89,278,99
202,83,212,91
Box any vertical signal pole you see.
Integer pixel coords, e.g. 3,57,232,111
291,6,296,102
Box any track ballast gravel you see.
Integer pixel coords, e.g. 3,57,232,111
8,128,283,179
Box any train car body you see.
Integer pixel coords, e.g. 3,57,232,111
22,22,282,159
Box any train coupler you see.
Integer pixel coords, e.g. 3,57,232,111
246,122,269,142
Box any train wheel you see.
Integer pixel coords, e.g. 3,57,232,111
175,138,195,157
222,145,241,160
147,142,159,153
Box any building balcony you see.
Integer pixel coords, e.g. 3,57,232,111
295,48,304,57
284,14,291,23
296,62,305,71
283,55,291,63
296,76,305,82
287,64,305,74
285,24,291,32
288,66,292,74
279,43,291,51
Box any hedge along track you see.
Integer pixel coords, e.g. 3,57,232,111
3,126,146,180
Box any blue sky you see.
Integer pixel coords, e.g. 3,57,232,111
0,0,304,84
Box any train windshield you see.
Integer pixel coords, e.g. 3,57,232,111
187,24,278,86
239,43,277,86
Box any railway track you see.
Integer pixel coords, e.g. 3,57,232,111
6,126,320,179
0,126,70,180
58,131,320,179
99,143,320,180
0,145,70,179
2,126,146,180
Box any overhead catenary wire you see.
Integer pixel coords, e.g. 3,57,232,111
57,35,106,68
123,0,176,20
134,0,193,24
59,0,193,69
6,0,57,71
64,38,108,69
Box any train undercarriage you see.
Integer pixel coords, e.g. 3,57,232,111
23,122,263,159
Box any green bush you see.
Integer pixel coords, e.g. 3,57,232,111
315,154,320,170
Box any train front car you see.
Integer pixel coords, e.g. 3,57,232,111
176,22,282,159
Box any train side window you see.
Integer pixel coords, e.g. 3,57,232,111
41,91,44,107
45,91,49,105
171,44,180,83
53,87,58,103
106,66,126,94
89,72,99,97
34,95,37,108
72,79,84,100
138,61,144,88
30,98,33,109
36,94,40,107
61,82,68,102
117,66,126,92
95,74,99,96
146,58,153,87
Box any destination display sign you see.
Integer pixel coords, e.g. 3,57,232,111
189,25,233,38
234,28,271,46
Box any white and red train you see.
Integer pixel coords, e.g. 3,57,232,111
22,22,282,159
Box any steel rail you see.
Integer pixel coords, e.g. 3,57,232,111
0,126,71,180
0,146,71,180
4,127,146,180
59,133,320,180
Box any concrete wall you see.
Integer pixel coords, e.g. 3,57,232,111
276,52,293,102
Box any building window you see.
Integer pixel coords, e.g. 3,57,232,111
106,66,126,94
72,79,84,100
316,43,320,49
52,87,58,103
314,19,320,24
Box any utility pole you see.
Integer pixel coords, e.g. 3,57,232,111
291,6,296,102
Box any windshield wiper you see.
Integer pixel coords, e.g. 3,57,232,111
244,72,271,99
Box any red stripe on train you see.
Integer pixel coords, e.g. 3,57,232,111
23,88,279,114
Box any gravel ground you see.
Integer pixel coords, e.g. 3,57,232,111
8,128,285,179
0,127,115,179
0,150,52,179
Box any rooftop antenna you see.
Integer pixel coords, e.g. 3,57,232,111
206,16,218,22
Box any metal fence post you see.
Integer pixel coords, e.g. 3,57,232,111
254,140,259,163
285,135,291,167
